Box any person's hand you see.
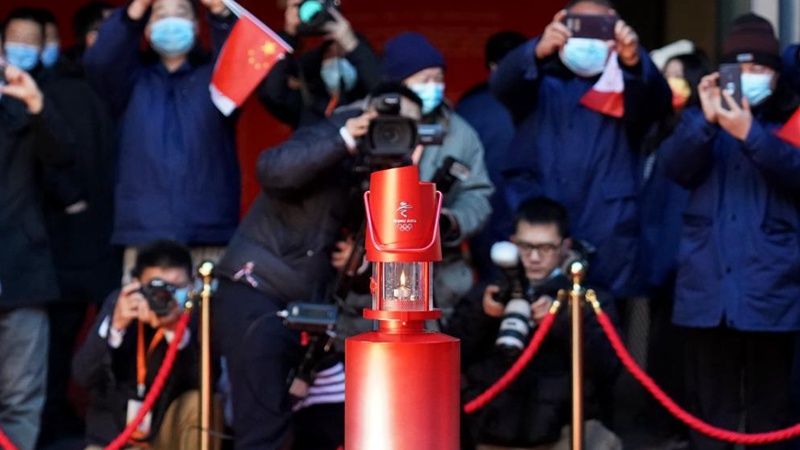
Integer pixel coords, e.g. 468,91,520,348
410,144,424,165
322,8,358,53
112,281,145,331
717,92,753,141
614,18,639,67
344,110,378,139
698,72,721,124
535,10,570,60
531,295,554,325
199,0,229,16
127,0,154,21
482,285,504,318
284,0,302,36
331,236,355,270
1,65,44,114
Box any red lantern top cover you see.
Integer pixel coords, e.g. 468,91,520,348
364,166,442,263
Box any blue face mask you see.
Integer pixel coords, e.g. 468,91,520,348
560,38,609,78
320,57,358,95
409,82,445,115
174,286,190,309
741,72,773,106
149,17,196,58
40,43,60,68
4,43,40,71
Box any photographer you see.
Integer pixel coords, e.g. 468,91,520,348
450,197,620,450
381,32,494,322
213,83,423,449
72,240,199,450
660,15,800,450
257,0,382,129
491,0,671,299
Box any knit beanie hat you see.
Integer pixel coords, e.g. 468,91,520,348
721,13,780,70
382,32,446,81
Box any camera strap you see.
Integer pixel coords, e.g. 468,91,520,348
325,92,339,117
136,321,165,399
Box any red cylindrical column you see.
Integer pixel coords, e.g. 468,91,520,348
345,329,459,450
345,165,460,450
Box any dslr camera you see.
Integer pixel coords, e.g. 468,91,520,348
490,242,534,358
140,279,180,317
296,0,340,36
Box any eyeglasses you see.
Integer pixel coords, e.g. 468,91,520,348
514,240,563,257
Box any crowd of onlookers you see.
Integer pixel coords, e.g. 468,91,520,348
2,0,800,449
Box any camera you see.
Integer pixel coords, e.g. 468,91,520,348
279,302,338,334
140,278,178,317
490,241,532,358
360,93,419,165
296,0,340,36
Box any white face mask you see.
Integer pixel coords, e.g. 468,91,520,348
559,38,610,77
408,82,445,115
320,57,358,95
740,72,774,106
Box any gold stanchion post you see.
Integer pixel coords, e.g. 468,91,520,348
198,261,215,450
569,261,586,450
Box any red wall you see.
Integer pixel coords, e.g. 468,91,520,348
1,0,562,212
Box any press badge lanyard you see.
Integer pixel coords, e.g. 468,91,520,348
136,322,164,399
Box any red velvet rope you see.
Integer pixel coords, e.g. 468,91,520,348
0,429,16,450
594,309,800,445
104,312,192,450
464,309,558,414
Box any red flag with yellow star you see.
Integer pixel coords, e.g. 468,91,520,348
210,3,291,116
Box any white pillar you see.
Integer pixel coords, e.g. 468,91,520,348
751,0,780,30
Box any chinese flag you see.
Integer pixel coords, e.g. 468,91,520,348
210,4,291,116
776,107,800,149
580,51,625,119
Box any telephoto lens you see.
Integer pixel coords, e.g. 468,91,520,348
491,241,532,357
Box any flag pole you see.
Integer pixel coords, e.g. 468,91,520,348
221,0,294,53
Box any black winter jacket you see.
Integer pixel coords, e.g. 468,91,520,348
0,94,73,309
217,109,361,305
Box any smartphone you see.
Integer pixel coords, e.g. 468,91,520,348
718,63,742,110
563,13,618,40
0,58,7,86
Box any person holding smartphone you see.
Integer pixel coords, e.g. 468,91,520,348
490,0,671,302
660,14,800,450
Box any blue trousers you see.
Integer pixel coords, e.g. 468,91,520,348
212,279,301,450
0,308,48,450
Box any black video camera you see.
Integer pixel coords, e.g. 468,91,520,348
279,302,339,334
140,278,178,317
296,0,340,36
359,93,419,168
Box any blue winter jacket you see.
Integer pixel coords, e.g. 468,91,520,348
456,82,516,282
783,45,800,93
490,38,671,297
84,8,239,246
661,107,800,331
